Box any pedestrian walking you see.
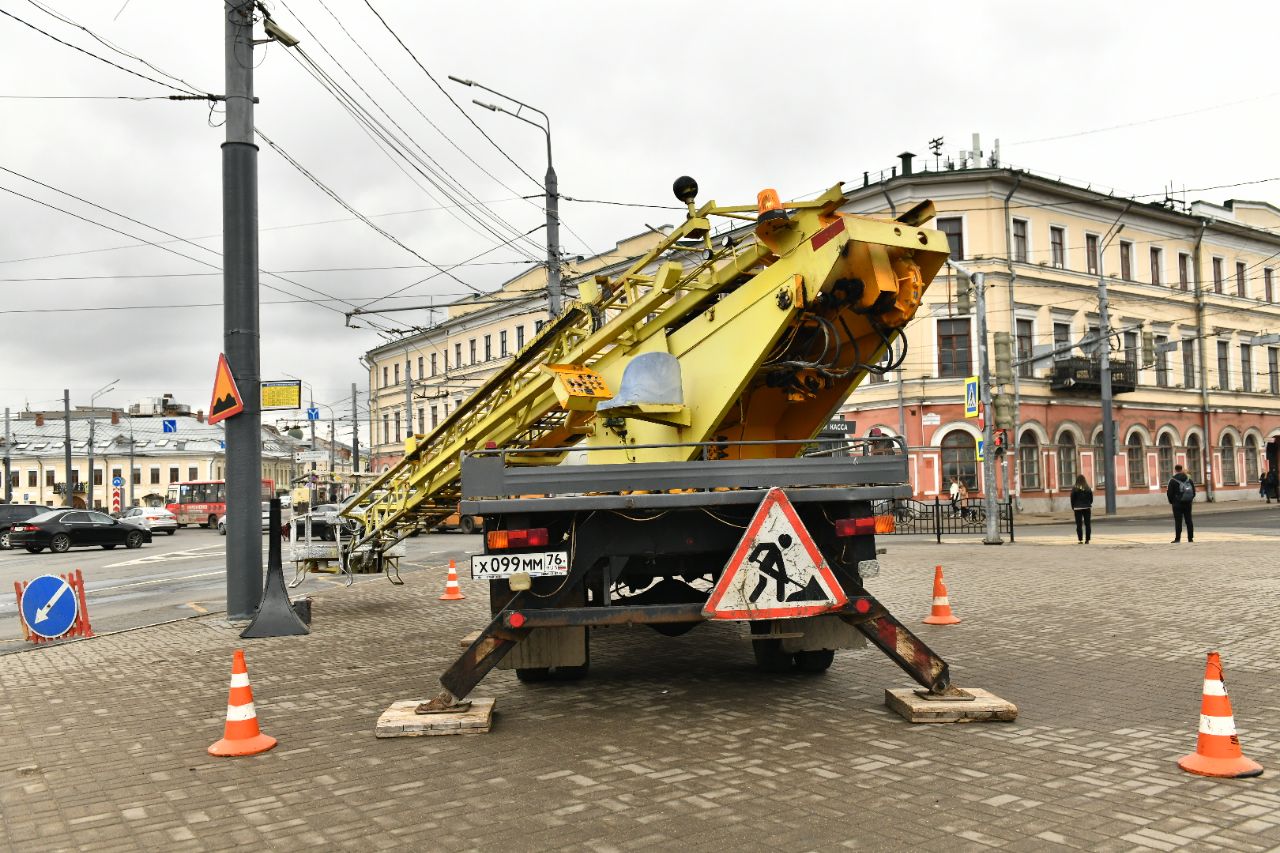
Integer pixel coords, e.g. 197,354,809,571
1166,464,1196,543
1262,468,1277,504
1070,474,1093,544
948,476,962,515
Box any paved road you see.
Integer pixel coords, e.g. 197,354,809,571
0,528,480,653
1019,503,1280,534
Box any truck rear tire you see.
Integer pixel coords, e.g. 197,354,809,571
752,639,795,673
795,649,835,673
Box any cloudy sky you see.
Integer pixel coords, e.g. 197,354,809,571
3,1,1279,446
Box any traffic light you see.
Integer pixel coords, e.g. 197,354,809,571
993,332,1014,383
993,428,1008,457
955,276,973,314
993,395,1015,429
1142,330,1155,366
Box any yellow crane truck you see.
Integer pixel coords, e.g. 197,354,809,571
342,177,961,712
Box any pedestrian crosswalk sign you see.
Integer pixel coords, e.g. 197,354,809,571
703,488,847,621
964,376,979,418
208,353,245,426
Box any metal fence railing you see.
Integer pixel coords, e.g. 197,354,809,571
872,497,1015,543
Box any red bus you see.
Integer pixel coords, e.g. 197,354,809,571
165,479,274,528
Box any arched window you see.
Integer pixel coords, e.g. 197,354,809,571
1185,434,1203,483
1091,429,1107,488
1057,433,1077,489
1018,431,1041,490
1157,433,1175,484
941,430,978,491
1220,434,1237,486
1245,435,1260,483
1126,434,1147,487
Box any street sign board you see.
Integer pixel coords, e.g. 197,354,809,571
162,419,177,433
20,574,78,639
824,419,851,433
306,407,320,421
964,376,979,418
111,476,124,488
208,353,245,425
976,439,985,462
261,380,303,411
294,450,327,463
703,488,847,621
922,413,942,426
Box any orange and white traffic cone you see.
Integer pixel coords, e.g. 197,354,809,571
439,559,466,601
922,565,961,625
1177,652,1263,778
208,649,277,757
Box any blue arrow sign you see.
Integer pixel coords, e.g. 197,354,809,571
162,419,177,433
20,575,78,639
111,476,124,488
306,408,320,421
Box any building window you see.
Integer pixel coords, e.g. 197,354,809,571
1186,434,1203,484
484,335,493,361
1241,344,1253,392
1236,261,1247,298
93,468,103,486
941,431,978,491
1119,241,1133,280
1178,253,1190,290
382,366,388,387
150,467,160,485
1015,318,1033,378
1018,431,1040,490
1053,322,1071,360
1155,335,1169,387
500,330,508,357
393,363,400,385
1182,339,1196,388
394,412,401,444
1266,268,1275,303
1245,435,1260,483
418,407,425,434
1086,234,1100,275
454,343,462,368
936,319,972,378
28,470,37,487
1217,340,1230,389
536,320,545,333
1220,434,1237,486
1150,247,1162,285
469,339,477,364
1091,431,1106,489
188,467,198,481
1157,433,1174,485
1123,331,1138,377
46,470,55,487
168,466,179,483
1012,218,1028,262
430,353,437,376
516,325,525,349
1212,257,1224,293
1270,348,1279,396
937,217,963,259
430,405,438,429
1049,227,1065,268
382,414,389,444
443,349,449,370
1057,434,1077,488
1126,434,1146,487
132,468,140,486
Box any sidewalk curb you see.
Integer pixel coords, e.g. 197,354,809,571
1017,500,1275,527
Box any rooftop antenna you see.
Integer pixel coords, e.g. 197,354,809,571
928,136,944,172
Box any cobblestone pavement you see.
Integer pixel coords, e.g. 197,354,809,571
1,536,1278,852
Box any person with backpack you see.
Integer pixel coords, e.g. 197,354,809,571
1166,464,1196,543
1070,474,1093,544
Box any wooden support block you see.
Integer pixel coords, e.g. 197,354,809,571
460,630,481,648
885,687,1017,724
375,698,495,737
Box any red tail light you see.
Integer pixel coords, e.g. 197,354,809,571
487,527,549,550
12,524,35,533
834,517,878,537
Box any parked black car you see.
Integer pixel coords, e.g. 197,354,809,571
0,504,55,550
9,509,151,553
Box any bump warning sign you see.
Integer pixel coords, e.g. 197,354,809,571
208,353,245,426
703,488,847,621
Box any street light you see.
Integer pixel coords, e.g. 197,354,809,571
88,379,118,510
449,75,561,318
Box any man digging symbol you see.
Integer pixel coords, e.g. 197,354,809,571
748,534,827,603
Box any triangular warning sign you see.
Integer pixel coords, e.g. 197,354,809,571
207,353,245,426
703,488,847,621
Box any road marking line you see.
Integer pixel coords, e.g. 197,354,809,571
85,570,223,596
185,602,210,614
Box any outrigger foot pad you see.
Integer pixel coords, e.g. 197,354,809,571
886,687,1017,724
375,697,495,737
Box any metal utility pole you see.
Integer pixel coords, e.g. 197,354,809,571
3,407,10,503
223,1,263,620
1095,208,1129,516
948,262,1001,544
63,389,72,507
449,76,561,317
87,379,117,511
405,350,414,442
126,415,135,509
350,382,360,475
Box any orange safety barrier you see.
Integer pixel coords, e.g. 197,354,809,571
922,565,961,625
208,649,277,757
439,559,466,601
13,569,93,643
1177,652,1263,778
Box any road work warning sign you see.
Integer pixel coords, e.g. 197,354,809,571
703,488,847,620
208,353,245,426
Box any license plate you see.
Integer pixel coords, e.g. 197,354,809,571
471,551,569,580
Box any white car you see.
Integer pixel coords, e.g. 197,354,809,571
120,506,179,535
218,502,287,535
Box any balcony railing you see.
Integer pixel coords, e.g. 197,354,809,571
1049,356,1136,393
